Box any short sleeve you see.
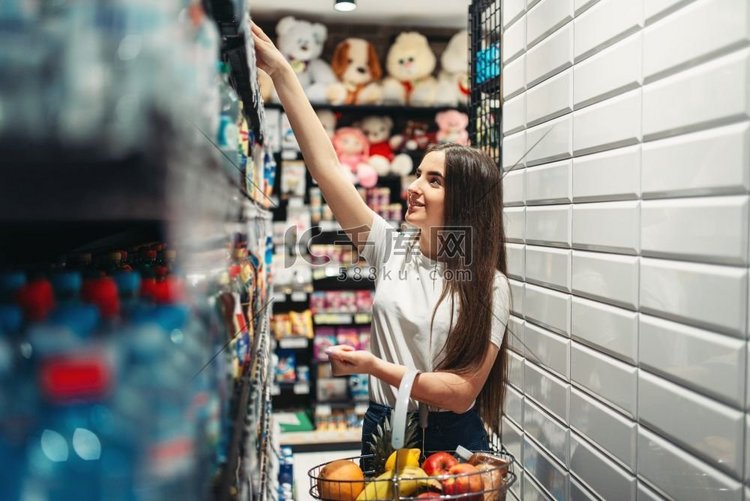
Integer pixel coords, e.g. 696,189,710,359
359,213,393,273
490,272,510,348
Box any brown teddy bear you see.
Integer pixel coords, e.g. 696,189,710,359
381,32,438,106
327,38,384,105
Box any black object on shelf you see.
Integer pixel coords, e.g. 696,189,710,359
468,0,502,167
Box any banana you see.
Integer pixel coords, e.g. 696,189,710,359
356,466,442,500
394,466,443,497
356,470,393,501
384,448,421,472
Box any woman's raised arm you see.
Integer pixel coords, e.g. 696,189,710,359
251,23,375,250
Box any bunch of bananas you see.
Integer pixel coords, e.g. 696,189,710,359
356,449,441,500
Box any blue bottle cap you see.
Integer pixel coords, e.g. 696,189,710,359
0,304,23,334
51,271,83,298
113,270,141,297
50,304,101,339
132,304,188,333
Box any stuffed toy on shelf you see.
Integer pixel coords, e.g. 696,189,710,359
332,127,378,188
435,109,470,146
327,38,384,105
381,32,438,106
358,115,413,177
435,30,469,107
276,16,337,103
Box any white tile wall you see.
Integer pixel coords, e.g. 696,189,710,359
639,314,747,408
524,321,570,378
640,258,748,337
508,315,526,355
573,0,643,62
569,388,637,471
569,432,636,501
574,31,642,109
525,245,570,292
526,114,573,166
524,359,570,424
638,370,746,477
526,0,574,49
572,296,637,363
641,195,749,266
525,283,571,335
526,205,571,247
507,383,525,426
572,201,640,255
507,242,526,279
637,427,745,500
642,49,750,140
503,169,526,206
524,436,569,499
571,341,637,417
501,1,750,497
572,89,641,155
524,397,569,464
526,160,572,205
643,0,750,80
526,69,573,127
572,144,641,202
526,23,574,88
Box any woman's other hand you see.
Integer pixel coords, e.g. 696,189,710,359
250,22,289,78
326,345,377,376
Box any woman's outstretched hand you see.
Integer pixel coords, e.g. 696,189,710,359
326,345,377,376
250,22,289,78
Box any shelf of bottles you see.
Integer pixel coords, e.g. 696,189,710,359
0,1,278,500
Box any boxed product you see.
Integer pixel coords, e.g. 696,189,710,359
313,327,337,361
316,377,348,402
336,327,360,350
275,350,297,383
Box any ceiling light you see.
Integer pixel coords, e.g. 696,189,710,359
334,0,357,12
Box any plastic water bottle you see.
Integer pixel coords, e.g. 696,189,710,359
0,305,25,501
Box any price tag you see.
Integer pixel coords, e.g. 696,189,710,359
291,292,307,302
293,383,309,395
271,385,280,396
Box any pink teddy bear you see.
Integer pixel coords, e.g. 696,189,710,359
332,127,379,188
435,110,470,146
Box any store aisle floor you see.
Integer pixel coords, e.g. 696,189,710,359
293,450,360,501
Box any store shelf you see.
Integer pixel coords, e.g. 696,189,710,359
280,428,362,449
271,381,311,395
265,102,468,115
313,312,372,325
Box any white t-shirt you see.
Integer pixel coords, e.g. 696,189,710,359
360,213,510,411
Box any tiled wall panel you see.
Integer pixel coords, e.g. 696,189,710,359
500,1,750,497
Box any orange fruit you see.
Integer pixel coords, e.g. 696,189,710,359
318,459,365,501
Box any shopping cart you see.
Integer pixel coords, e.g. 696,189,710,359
308,368,516,500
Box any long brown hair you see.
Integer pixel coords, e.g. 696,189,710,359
426,143,509,438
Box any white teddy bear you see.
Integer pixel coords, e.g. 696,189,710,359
381,32,438,106
276,16,337,103
435,30,470,107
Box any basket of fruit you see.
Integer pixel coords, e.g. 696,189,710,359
308,369,516,500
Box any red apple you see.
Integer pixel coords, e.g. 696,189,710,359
442,463,484,501
422,452,459,476
415,492,442,499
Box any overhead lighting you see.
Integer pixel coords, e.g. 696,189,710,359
334,0,357,12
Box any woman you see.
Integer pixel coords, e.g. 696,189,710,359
252,24,510,454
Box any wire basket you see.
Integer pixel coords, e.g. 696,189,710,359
307,369,517,500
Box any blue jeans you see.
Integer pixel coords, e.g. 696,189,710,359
360,401,489,471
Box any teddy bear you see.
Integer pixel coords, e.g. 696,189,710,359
327,38,383,105
275,16,337,103
357,115,413,176
435,110,470,146
390,120,434,154
332,127,378,188
435,30,470,107
381,32,438,106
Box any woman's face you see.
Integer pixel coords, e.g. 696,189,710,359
406,151,446,230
